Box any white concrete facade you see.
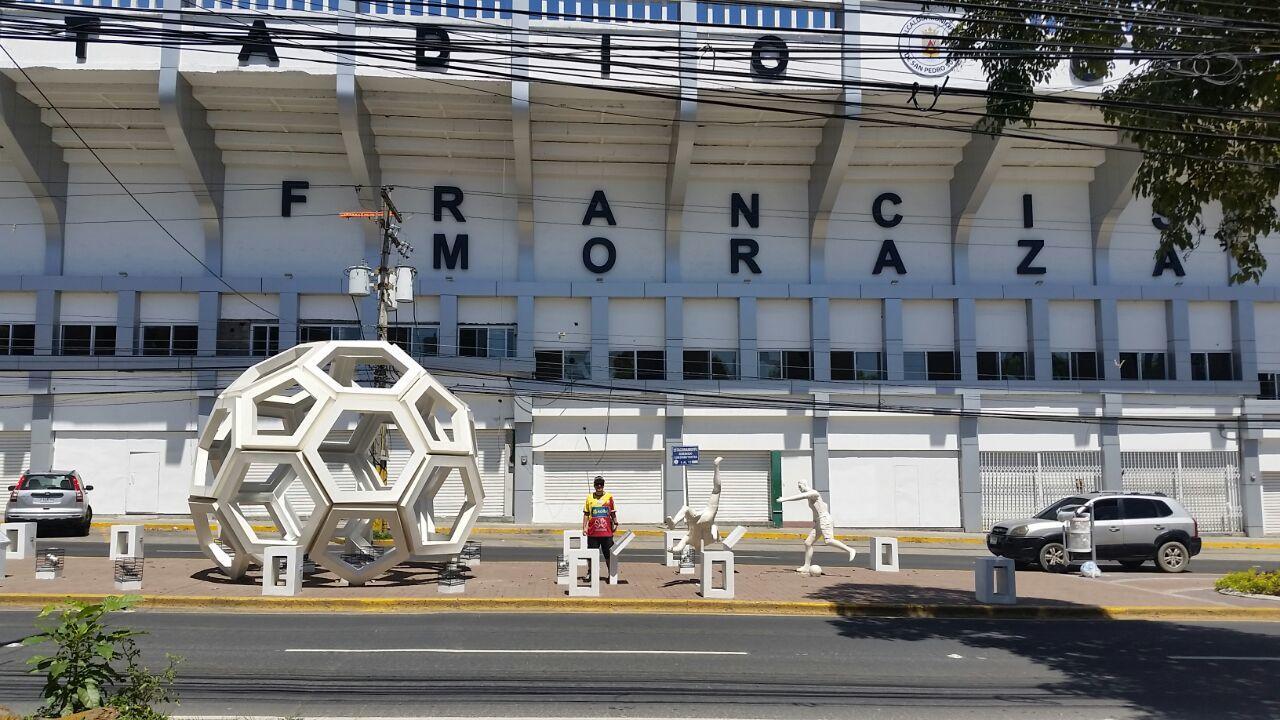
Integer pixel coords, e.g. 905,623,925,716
0,0,1277,534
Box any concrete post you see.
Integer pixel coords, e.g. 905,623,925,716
1167,299,1191,381
958,392,982,531
115,291,139,356
439,294,458,358
1029,297,1052,381
35,289,57,357
1100,393,1123,492
1232,300,1257,383
811,298,831,383
665,296,683,382
28,372,53,472
811,397,830,504
590,296,608,382
1239,419,1264,537
278,291,299,349
512,394,533,523
663,398,684,518
198,291,220,357
883,298,904,381
955,298,977,382
739,297,758,380
516,296,534,360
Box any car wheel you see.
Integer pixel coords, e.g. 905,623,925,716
1038,541,1069,573
1119,559,1146,570
1155,541,1189,573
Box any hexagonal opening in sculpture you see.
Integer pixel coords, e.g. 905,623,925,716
309,405,426,503
400,456,484,557
407,379,473,454
194,405,232,494
315,504,410,584
313,343,417,395
189,500,251,579
234,368,332,451
216,451,328,552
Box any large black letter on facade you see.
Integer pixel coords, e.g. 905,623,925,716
281,180,308,217
730,238,762,274
731,193,759,229
1152,247,1186,277
433,233,469,270
872,239,907,275
582,190,617,225
582,237,616,274
416,26,451,69
1016,239,1046,275
872,192,902,229
64,16,99,62
601,34,611,78
1022,194,1034,228
238,20,279,63
434,185,465,222
750,35,789,79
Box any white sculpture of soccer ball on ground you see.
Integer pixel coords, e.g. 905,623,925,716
188,341,485,585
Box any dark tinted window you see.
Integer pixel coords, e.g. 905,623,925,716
1123,497,1163,519
22,474,73,490
1092,498,1121,521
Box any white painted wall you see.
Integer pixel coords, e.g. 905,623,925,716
459,297,516,325
53,433,195,514
757,299,810,348
975,300,1027,351
1117,301,1167,351
828,415,959,451
968,179,1094,284
299,295,358,322
530,416,664,452
139,293,199,323
1189,301,1233,351
829,453,961,527
683,415,811,452
609,298,664,349
902,300,954,349
0,164,51,275
534,297,591,349
683,298,738,349
220,294,279,321
978,419,1099,451
1257,302,1280,373
829,299,882,349
1050,300,1096,350
60,293,117,324
390,296,441,325
779,452,812,523
0,293,37,324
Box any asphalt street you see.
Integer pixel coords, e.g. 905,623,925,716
47,535,1280,574
0,611,1277,718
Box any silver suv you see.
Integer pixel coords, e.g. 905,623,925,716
986,492,1202,573
5,470,95,535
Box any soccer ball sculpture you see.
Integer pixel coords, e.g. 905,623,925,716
188,341,484,585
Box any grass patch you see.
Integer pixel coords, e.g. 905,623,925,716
1215,568,1280,596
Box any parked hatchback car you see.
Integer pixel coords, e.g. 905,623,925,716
5,470,95,535
987,492,1202,573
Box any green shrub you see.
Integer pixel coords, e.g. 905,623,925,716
23,595,181,719
1214,568,1280,596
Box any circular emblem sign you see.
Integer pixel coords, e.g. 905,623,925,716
899,15,959,78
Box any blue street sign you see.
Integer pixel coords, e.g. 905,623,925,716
672,445,699,466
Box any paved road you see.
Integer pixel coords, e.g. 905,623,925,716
48,537,1280,574
0,611,1277,718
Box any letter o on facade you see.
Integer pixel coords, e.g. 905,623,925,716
751,35,789,79
582,237,616,274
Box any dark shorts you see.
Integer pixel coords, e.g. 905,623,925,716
587,534,614,562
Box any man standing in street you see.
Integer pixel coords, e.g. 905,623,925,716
583,475,617,576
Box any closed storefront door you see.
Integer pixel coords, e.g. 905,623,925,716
0,432,31,515
540,451,663,525
475,429,511,518
1121,451,1241,534
1263,473,1280,535
683,452,770,523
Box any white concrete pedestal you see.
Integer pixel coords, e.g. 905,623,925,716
664,530,687,567
871,537,899,572
975,556,1017,605
110,525,145,562
263,546,304,597
2,523,36,561
607,531,635,585
567,548,601,597
701,550,735,599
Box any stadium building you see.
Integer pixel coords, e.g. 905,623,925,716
0,0,1277,534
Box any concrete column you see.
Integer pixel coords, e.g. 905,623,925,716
811,395,830,504
512,394,534,523
1239,419,1264,537
811,298,831,383
1100,392,1123,492
1167,299,1191,381
28,372,53,472
1232,300,1257,383
516,296,534,360
1028,297,1051,381
883,298,904,381
590,296,609,381
278,291,299,349
115,291,139,356
663,398,684,517
958,391,982,531
665,296,683,382
35,289,57,356
439,294,458,357
739,297,758,380
955,298,976,382
198,291,220,357
1097,298,1120,381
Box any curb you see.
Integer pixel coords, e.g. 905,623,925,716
0,593,1278,621
87,521,1280,550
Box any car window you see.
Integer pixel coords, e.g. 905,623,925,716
1123,498,1161,519
1092,498,1121,521
1154,500,1174,518
1036,496,1089,520
22,474,73,490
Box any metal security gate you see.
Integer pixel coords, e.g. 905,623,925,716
1263,473,1280,535
0,432,31,515
684,452,770,523
541,451,663,525
980,451,1101,530
1121,451,1241,534
475,429,511,518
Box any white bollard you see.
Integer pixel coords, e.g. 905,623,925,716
700,550,735,599
2,523,36,561
567,548,600,597
663,530,687,567
607,531,636,585
0,536,8,578
975,556,1017,605
562,529,586,557
109,525,145,562
871,537,900,572
721,526,748,550
262,546,304,597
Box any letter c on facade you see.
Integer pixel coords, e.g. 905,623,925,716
872,192,903,229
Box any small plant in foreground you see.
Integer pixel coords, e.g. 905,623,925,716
1214,568,1280,596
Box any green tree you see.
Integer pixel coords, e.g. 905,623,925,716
946,1,1279,283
